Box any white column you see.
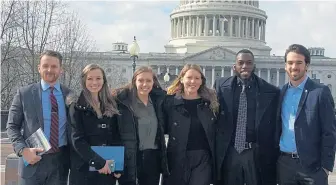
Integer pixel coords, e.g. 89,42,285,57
167,66,170,74
245,17,248,38
188,16,192,36
204,15,208,36
192,18,196,36
212,15,216,36
231,68,234,76
211,66,215,87
252,18,255,39
175,66,179,75
177,18,180,37
182,16,185,37
285,70,289,83
171,19,173,38
157,66,161,75
221,66,225,77
263,21,266,41
230,16,233,37
257,19,260,40
261,21,264,40
197,16,201,36
259,21,262,40
221,16,225,36
203,66,206,75
238,16,241,37
267,68,271,83
258,68,261,77
173,19,176,38
276,68,280,87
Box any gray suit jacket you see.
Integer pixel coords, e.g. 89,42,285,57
6,82,72,178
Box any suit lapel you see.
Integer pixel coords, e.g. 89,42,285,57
60,84,69,104
278,84,289,121
255,77,276,128
221,77,235,125
32,83,44,129
295,79,311,119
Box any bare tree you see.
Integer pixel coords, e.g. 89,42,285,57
1,1,96,109
13,0,67,84
55,12,96,92
1,0,22,109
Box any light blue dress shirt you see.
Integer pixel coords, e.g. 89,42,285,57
41,80,67,147
280,76,308,153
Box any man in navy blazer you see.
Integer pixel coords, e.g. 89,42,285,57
275,44,336,185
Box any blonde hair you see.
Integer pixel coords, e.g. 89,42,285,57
167,64,219,113
81,64,119,118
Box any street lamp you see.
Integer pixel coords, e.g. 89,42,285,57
164,72,170,89
128,36,140,73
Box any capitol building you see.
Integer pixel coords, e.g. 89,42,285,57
88,0,336,100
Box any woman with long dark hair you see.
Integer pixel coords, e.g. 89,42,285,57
163,64,219,185
68,64,122,185
113,66,169,185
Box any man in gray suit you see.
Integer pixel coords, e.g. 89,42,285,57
7,50,71,185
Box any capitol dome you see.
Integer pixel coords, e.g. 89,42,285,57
165,0,272,55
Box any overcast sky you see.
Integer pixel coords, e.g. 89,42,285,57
67,1,336,58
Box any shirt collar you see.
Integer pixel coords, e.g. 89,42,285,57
136,96,152,105
236,75,255,87
41,80,61,92
288,75,308,90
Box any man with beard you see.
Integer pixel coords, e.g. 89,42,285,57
214,49,280,185
7,50,71,185
275,44,336,185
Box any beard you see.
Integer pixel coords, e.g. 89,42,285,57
289,70,305,81
42,72,59,83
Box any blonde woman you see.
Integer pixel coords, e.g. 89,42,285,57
113,66,169,185
68,64,122,185
162,64,219,185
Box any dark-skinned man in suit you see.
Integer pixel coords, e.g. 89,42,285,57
214,49,279,185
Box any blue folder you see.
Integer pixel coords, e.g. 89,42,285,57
89,146,125,172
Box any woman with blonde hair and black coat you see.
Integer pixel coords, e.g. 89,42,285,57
162,64,219,185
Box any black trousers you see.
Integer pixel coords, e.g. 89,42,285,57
69,169,117,185
219,146,260,185
164,150,212,185
19,150,69,185
277,153,328,185
137,149,161,185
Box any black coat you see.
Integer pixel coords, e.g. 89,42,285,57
115,87,169,185
214,75,280,185
162,94,217,184
68,92,122,185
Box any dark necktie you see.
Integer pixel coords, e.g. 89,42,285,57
234,84,247,153
49,86,59,153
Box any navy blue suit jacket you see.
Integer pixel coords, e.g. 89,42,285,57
275,77,336,172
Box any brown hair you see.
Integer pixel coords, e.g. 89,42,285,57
81,64,119,118
167,64,219,113
40,50,63,65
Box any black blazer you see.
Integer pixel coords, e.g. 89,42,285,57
69,92,122,172
162,94,217,184
214,75,279,185
275,77,336,172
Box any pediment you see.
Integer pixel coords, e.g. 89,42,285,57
183,46,236,61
